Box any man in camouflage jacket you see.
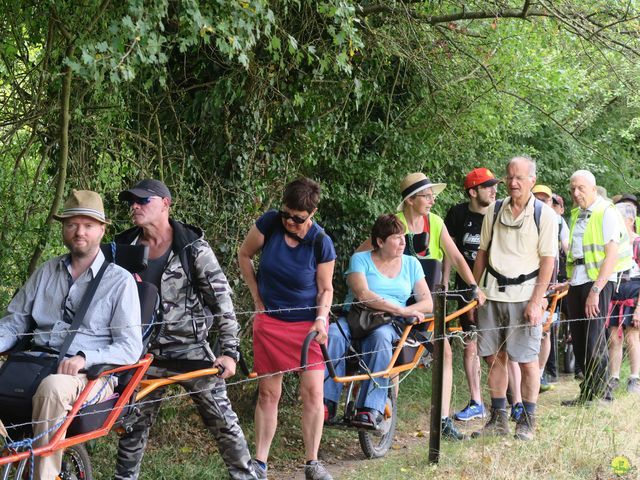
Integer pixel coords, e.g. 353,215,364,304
113,179,256,480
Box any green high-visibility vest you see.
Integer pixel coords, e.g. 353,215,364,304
567,201,634,280
396,211,445,261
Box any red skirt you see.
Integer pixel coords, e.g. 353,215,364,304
252,313,325,374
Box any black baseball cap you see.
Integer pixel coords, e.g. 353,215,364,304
119,179,172,202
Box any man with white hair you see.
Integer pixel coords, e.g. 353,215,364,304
562,170,633,405
472,156,558,441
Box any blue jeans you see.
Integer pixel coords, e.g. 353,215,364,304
323,317,399,413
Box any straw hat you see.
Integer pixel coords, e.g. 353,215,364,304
53,189,110,224
397,173,446,211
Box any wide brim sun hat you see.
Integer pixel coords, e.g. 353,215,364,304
397,173,446,211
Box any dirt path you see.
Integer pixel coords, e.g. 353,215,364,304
267,375,578,479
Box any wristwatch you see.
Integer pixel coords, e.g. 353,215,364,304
590,285,601,294
222,350,240,362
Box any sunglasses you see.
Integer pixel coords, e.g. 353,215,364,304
278,210,310,224
126,196,159,207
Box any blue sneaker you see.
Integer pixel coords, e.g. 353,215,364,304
510,402,524,423
453,400,487,421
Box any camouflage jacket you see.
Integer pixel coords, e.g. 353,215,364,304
115,220,240,362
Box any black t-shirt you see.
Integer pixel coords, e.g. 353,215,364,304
139,246,171,290
444,202,485,288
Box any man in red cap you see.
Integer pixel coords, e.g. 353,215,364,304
444,168,500,421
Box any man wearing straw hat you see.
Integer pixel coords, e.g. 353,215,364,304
0,189,142,479
472,156,558,441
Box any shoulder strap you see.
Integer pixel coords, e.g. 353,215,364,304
533,199,542,233
424,214,430,234
313,230,327,265
492,199,504,229
57,261,110,363
263,213,280,246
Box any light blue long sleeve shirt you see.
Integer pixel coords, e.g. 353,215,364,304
0,250,142,367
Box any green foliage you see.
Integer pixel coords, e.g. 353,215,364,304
1,0,640,305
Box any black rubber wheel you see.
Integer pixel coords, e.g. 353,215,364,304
358,390,397,459
59,444,93,480
563,343,575,374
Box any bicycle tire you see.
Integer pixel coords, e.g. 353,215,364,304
59,443,93,480
358,390,397,459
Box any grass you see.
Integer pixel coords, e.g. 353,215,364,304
86,338,640,479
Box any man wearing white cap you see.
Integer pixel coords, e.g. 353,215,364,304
0,190,142,479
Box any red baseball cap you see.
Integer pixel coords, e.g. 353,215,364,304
464,168,501,190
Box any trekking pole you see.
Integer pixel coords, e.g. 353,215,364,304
429,284,445,463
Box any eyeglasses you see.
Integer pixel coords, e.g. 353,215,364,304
126,196,159,207
499,214,525,229
278,210,310,224
414,194,437,201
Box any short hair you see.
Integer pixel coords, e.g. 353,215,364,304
570,170,596,186
616,202,637,221
507,155,536,177
282,177,321,213
371,214,404,250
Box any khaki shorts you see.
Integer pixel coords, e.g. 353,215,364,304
477,299,541,363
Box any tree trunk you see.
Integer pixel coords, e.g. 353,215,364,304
27,49,73,276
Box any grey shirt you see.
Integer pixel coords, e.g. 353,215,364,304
0,250,142,367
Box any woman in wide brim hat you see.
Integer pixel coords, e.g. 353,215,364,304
357,172,486,440
399,172,487,439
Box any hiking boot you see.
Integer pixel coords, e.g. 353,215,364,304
608,377,620,391
514,412,536,441
454,400,487,421
441,416,466,441
305,461,333,480
510,402,524,422
471,408,509,438
627,377,640,394
251,459,267,480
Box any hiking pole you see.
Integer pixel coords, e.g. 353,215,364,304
429,284,445,463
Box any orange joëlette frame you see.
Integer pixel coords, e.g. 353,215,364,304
327,300,478,384
325,287,568,385
0,355,227,467
0,354,153,466
543,286,569,333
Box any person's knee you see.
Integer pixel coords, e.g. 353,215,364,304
34,374,73,401
257,384,281,407
301,386,323,407
366,326,396,347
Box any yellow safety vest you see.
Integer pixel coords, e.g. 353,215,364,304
567,202,634,280
396,211,444,261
